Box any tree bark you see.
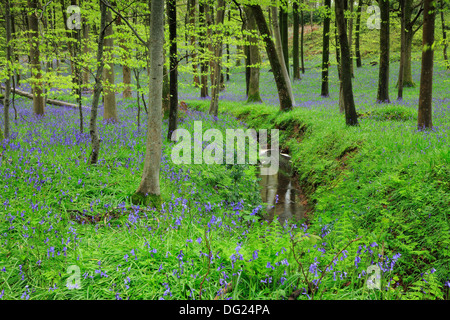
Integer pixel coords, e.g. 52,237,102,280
209,0,225,117
28,0,45,116
280,1,289,75
376,0,390,103
418,0,436,130
348,0,354,77
355,0,363,67
293,0,301,80
167,0,178,139
89,0,108,165
321,0,331,97
300,4,305,73
82,22,90,88
244,6,262,103
4,0,12,139
188,0,200,86
441,0,449,70
271,6,295,106
335,0,358,126
134,0,164,207
249,4,293,112
199,3,208,97
398,0,407,100
102,7,118,122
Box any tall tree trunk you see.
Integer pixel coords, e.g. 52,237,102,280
293,0,301,80
134,0,165,207
321,0,331,97
188,0,200,86
335,0,358,126
117,16,132,99
89,0,108,165
398,0,406,100
4,0,12,139
441,0,449,70
271,6,295,106
102,7,118,122
82,22,90,88
226,9,231,81
167,0,178,139
348,0,354,77
300,4,305,73
249,4,293,111
244,6,262,103
418,0,436,130
28,0,45,116
355,0,363,67
280,1,289,75
11,10,20,86
209,0,225,116
199,2,208,97
376,0,390,103
401,1,418,87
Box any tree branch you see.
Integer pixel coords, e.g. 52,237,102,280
100,0,148,47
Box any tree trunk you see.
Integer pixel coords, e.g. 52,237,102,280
348,0,354,77
441,0,449,70
188,0,200,86
249,4,293,111
293,0,301,80
321,0,331,97
401,1,417,87
82,23,90,88
280,1,289,75
398,0,406,100
167,0,178,139
89,0,108,165
335,0,358,126
28,0,45,116
199,3,208,97
102,7,118,122
300,5,305,73
376,0,390,103
355,0,363,67
209,0,225,117
244,6,262,103
4,0,12,139
116,16,132,99
133,0,164,207
418,0,436,130
271,6,295,106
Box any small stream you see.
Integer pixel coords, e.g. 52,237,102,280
258,150,306,223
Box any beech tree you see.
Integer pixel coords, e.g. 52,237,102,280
208,0,225,116
167,0,178,139
249,4,293,111
320,0,331,97
335,0,358,126
28,0,45,116
377,0,390,103
4,0,12,139
133,0,164,207
102,6,118,122
244,6,262,103
418,0,436,130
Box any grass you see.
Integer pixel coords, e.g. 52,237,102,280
1,46,449,300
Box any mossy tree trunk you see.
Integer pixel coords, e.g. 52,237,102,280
418,0,436,130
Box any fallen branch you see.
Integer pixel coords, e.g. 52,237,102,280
0,85,90,110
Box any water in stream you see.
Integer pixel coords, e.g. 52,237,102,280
259,150,306,223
